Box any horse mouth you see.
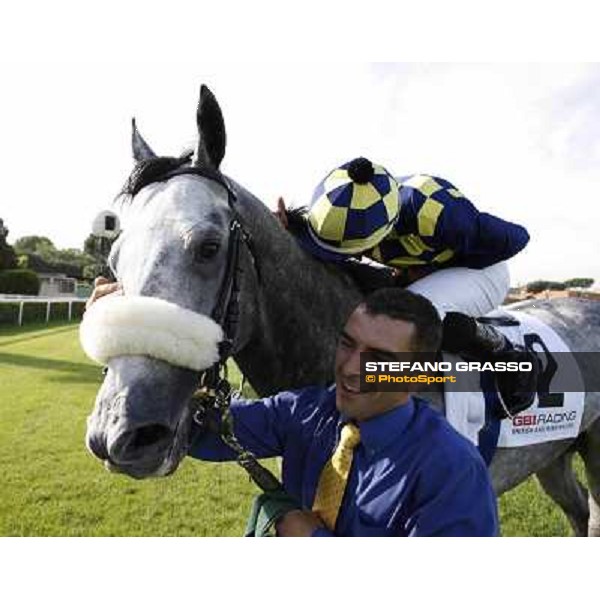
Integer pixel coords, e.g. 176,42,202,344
104,457,178,479
87,402,195,479
101,431,187,478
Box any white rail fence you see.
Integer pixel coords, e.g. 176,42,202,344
0,295,87,326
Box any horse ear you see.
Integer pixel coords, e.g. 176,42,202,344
194,84,226,170
131,118,157,162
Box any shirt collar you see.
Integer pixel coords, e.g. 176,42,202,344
335,391,416,455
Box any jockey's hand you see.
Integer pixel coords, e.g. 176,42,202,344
274,196,289,229
276,509,325,537
85,276,122,310
392,266,434,286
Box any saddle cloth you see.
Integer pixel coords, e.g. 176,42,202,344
444,309,585,449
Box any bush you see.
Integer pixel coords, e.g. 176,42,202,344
0,300,86,326
22,302,47,322
0,302,47,325
72,302,86,319
0,303,19,324
0,269,40,295
50,302,69,320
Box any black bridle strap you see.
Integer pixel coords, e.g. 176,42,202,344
148,164,238,205
199,217,244,390
212,220,243,343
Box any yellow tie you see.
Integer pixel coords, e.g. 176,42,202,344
312,423,361,531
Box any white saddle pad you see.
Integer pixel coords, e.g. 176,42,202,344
444,309,585,448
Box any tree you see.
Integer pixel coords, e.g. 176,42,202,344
14,235,96,279
84,233,115,259
13,235,55,256
0,218,18,270
83,233,116,279
526,280,566,294
564,278,594,289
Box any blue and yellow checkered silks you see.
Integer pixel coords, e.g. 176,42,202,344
365,173,530,270
366,174,464,268
307,158,400,255
299,169,530,270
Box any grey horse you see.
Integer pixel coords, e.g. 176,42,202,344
85,85,600,536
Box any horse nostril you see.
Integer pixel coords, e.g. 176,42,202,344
108,423,174,465
86,430,109,461
130,424,172,450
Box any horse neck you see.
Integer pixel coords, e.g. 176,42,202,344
231,185,363,396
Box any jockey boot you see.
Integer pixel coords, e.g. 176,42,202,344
441,312,539,419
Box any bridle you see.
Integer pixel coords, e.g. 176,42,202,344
132,162,282,492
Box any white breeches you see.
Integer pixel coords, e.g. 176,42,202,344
407,261,510,319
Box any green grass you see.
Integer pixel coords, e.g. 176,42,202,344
500,474,576,536
0,321,581,536
0,321,266,536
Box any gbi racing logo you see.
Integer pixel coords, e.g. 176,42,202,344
513,411,578,427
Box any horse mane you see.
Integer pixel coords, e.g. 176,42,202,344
284,205,309,237
283,205,396,294
116,152,194,202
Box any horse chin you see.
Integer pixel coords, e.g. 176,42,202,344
104,457,180,479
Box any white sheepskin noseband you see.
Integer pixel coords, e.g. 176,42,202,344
80,295,224,371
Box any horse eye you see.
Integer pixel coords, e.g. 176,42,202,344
194,241,220,261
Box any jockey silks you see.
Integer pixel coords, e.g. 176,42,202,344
367,174,530,270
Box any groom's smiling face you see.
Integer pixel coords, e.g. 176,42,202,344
334,304,415,422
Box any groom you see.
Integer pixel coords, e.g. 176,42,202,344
188,287,499,536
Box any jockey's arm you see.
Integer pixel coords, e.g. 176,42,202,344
428,195,530,269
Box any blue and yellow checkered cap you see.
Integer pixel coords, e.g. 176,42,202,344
307,158,399,255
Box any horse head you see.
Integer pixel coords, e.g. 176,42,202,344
84,85,260,478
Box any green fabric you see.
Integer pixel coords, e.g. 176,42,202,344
244,490,301,537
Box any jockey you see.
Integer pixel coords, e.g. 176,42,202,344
282,157,537,415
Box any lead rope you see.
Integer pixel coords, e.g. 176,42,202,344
191,372,283,493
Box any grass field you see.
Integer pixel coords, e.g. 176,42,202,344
0,321,578,536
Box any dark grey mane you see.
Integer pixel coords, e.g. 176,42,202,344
283,204,396,294
284,206,309,237
117,152,194,200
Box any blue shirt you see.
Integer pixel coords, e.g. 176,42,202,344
188,385,499,537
